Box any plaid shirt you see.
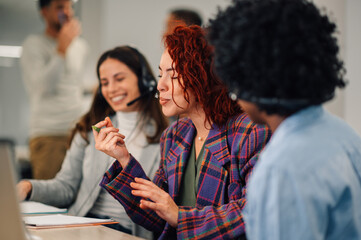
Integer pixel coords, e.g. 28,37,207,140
100,113,271,239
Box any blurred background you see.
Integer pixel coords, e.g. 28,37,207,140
0,0,360,162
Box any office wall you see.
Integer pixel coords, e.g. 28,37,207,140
0,0,42,145
81,0,232,86
313,0,345,118
344,0,361,135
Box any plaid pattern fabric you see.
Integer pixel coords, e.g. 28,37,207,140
100,113,271,239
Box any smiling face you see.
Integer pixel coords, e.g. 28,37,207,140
99,58,141,112
157,50,196,117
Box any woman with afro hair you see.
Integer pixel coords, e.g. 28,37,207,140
208,0,361,239
92,25,271,239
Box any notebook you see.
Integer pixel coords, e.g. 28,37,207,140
0,141,38,240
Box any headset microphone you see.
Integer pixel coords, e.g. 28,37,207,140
126,83,156,107
124,46,158,107
126,94,148,106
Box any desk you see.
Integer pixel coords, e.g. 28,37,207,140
27,225,144,240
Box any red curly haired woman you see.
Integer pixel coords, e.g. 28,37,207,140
92,26,271,239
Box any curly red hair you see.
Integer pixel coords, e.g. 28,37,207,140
164,25,241,127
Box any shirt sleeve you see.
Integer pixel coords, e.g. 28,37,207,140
100,156,167,233
20,36,65,96
176,123,271,239
245,164,318,240
29,133,87,207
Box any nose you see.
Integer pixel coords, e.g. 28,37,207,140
108,80,117,93
157,75,167,93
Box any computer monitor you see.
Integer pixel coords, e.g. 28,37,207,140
0,141,27,240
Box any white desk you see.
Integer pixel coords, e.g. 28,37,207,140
28,225,144,240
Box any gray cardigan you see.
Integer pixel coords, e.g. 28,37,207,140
28,115,160,238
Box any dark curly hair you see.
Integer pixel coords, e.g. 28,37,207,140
208,0,346,115
165,25,242,127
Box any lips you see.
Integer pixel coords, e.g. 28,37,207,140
159,97,170,105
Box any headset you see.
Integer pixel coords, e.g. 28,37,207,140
228,89,319,109
125,46,157,106
97,46,157,107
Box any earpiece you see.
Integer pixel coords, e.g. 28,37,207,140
127,46,157,94
230,90,312,109
126,46,157,106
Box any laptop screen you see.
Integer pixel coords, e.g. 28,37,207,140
0,141,27,240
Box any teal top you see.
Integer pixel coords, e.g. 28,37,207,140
179,141,206,207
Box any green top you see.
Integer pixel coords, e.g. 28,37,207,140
179,141,206,207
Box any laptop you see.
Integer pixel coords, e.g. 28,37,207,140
0,141,38,240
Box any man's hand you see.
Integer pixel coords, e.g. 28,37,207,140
57,18,81,57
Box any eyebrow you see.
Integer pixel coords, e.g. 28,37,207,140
158,66,175,72
114,72,125,77
100,72,125,81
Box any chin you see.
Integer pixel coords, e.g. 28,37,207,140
161,108,177,118
110,104,126,112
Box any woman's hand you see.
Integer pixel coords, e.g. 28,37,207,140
93,117,130,167
16,180,32,201
130,177,179,228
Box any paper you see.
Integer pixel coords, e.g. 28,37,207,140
23,214,117,229
20,201,67,214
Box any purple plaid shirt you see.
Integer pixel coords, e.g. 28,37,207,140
100,113,271,239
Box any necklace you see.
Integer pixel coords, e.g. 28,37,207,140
198,136,203,141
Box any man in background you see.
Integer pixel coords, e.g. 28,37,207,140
163,8,202,36
20,0,88,179
208,0,361,239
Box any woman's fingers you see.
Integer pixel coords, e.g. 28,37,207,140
130,180,179,227
132,178,156,188
131,189,156,200
92,120,107,136
130,180,165,202
139,199,158,210
97,134,125,151
109,135,125,147
92,117,123,138
98,127,122,138
91,118,130,166
130,179,158,193
105,116,114,127
102,132,124,145
131,185,160,200
134,177,154,185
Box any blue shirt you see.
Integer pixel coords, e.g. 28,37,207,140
244,106,361,240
